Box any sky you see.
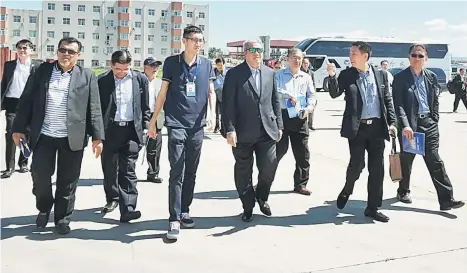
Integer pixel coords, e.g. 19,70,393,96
2,0,467,57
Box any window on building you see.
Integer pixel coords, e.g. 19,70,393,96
119,20,128,27
47,45,54,52
63,32,70,38
0,14,7,21
134,47,141,54
47,31,54,38
161,48,167,55
186,11,193,18
161,23,168,31
106,20,114,27
148,22,155,28
93,33,100,40
29,30,36,38
63,18,71,25
148,48,154,54
29,16,37,24
199,12,205,18
173,36,181,41
173,10,181,16
93,6,101,13
13,16,21,23
77,59,84,66
161,10,167,17
173,48,181,54
106,47,113,54
199,24,205,31
92,60,100,67
48,3,55,10
12,30,20,37
161,35,167,42
119,33,129,40
107,7,114,14
47,17,55,24
173,23,181,29
78,19,85,26
134,34,141,40
148,35,154,41
63,4,70,11
119,7,129,13
135,9,142,15
134,60,141,67
134,22,141,28
93,20,100,26
78,5,85,12
92,46,99,53
148,9,155,16
78,32,85,39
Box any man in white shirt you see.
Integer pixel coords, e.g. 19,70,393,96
1,39,41,179
143,57,164,183
380,60,394,94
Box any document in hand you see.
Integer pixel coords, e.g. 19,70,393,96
285,96,307,118
19,139,31,158
402,132,425,156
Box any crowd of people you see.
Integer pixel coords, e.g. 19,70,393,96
1,25,465,241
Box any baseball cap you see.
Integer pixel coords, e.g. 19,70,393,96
144,57,162,66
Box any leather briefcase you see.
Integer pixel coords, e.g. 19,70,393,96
389,136,402,182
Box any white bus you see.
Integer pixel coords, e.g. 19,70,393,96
295,37,451,91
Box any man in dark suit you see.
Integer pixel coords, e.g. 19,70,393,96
392,44,464,210
452,68,466,113
12,37,104,234
328,41,397,222
222,40,283,222
98,50,151,222
1,39,42,179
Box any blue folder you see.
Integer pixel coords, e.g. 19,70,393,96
402,132,425,156
285,96,307,118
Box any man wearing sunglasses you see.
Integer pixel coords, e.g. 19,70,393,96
392,44,464,210
12,37,105,234
328,41,397,222
1,39,42,179
222,40,283,222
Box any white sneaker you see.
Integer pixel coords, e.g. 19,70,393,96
166,221,180,240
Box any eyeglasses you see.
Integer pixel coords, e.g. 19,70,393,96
185,37,204,44
58,48,79,55
16,46,28,51
248,47,264,53
410,54,425,59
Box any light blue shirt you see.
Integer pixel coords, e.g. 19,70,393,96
275,67,315,111
358,66,381,119
213,69,226,90
247,63,261,92
411,70,430,114
114,71,134,122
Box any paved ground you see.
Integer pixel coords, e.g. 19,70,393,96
1,92,466,273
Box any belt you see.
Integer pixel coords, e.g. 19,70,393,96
113,121,133,126
418,113,430,119
360,118,379,125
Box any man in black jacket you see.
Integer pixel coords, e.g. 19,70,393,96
12,37,104,234
1,39,42,178
98,50,151,222
222,40,283,222
328,41,397,222
452,68,466,113
392,44,464,210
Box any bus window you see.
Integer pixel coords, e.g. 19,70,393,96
327,59,341,68
305,56,326,72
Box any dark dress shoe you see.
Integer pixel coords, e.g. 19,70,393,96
440,200,465,211
120,211,142,223
102,201,118,213
364,208,390,222
256,199,272,216
241,210,253,222
18,166,29,173
1,169,14,179
36,212,50,228
336,190,350,209
55,223,71,234
294,187,311,196
147,176,163,183
397,192,412,204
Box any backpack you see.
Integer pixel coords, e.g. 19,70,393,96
447,80,455,94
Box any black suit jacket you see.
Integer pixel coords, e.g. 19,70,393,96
222,61,283,143
392,67,440,131
12,61,105,151
98,70,151,144
328,65,397,140
1,59,42,110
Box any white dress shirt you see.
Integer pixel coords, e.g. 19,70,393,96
114,72,134,122
6,59,32,98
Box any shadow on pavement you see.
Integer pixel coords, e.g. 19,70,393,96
455,120,467,123
1,199,457,243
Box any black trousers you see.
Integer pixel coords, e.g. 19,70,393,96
453,92,467,111
102,122,141,215
146,128,162,177
233,134,278,211
167,127,204,222
4,101,28,170
398,117,454,205
276,110,310,189
214,101,222,131
344,119,385,210
31,135,84,225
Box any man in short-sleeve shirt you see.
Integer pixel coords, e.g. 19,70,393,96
148,26,215,240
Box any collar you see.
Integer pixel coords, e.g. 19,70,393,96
357,64,372,76
54,62,73,74
114,70,133,80
17,58,31,66
410,67,424,79
179,51,199,66
247,62,260,72
284,67,303,77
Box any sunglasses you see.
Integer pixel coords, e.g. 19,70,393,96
58,48,79,55
410,54,425,59
16,46,28,51
248,47,264,53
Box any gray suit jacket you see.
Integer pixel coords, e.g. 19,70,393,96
12,61,105,151
222,61,283,143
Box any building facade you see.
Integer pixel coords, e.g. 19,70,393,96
0,0,209,68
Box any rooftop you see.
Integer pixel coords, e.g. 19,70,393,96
227,40,299,48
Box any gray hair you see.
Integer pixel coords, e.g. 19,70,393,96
287,48,305,58
243,39,263,52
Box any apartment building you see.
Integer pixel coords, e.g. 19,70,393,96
0,1,209,68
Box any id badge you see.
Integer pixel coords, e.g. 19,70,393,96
186,82,196,97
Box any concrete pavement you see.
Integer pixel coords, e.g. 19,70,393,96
1,92,466,273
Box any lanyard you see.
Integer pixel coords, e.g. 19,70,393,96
183,62,199,83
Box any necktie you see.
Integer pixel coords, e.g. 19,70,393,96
254,69,259,90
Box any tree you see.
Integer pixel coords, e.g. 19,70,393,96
208,47,223,59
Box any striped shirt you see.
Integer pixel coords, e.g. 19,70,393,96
41,64,72,138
